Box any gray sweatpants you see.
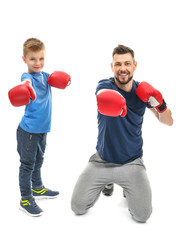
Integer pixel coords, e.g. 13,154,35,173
71,152,152,222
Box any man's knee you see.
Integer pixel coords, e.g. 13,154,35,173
130,206,152,223
71,199,87,215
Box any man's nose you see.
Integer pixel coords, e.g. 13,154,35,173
120,64,126,72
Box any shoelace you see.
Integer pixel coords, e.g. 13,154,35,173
30,199,39,208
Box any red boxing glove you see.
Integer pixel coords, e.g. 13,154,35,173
47,71,71,89
97,89,127,117
136,81,167,113
8,80,36,107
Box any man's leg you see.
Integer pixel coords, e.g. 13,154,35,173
71,154,112,215
115,158,152,223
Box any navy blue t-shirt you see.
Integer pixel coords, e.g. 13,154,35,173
96,78,151,164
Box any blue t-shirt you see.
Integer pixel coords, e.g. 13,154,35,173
19,71,52,133
96,78,151,164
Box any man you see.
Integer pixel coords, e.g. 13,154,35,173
71,45,173,222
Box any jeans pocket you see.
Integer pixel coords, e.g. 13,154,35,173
27,134,33,151
138,157,146,169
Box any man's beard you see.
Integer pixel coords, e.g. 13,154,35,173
115,75,133,85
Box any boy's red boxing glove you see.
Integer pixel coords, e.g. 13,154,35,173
47,71,71,89
8,80,36,107
97,89,127,117
136,81,167,113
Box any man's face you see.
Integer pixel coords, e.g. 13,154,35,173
111,53,137,86
22,50,45,73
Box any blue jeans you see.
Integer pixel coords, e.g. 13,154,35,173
17,126,47,199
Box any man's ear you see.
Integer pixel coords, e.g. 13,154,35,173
134,61,137,71
110,62,113,72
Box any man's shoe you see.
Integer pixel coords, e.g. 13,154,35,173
123,190,126,198
102,184,114,196
32,187,59,199
20,198,43,217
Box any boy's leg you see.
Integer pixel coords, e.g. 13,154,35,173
17,126,39,199
71,153,113,215
31,133,47,190
31,133,59,199
115,158,152,223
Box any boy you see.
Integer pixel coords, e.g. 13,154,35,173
8,38,71,217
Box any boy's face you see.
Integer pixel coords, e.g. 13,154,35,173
22,50,45,73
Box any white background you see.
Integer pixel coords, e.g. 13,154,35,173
1,0,180,239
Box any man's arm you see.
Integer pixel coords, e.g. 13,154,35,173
135,81,173,126
149,108,173,126
96,89,127,117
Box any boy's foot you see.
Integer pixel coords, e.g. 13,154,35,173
20,198,43,217
102,184,114,196
32,187,59,199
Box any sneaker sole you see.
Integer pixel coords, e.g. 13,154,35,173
102,192,113,196
19,206,43,217
33,194,59,200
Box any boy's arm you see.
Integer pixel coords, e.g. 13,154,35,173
47,71,71,89
8,80,36,107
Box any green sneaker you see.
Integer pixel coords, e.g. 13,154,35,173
32,187,59,199
20,198,43,217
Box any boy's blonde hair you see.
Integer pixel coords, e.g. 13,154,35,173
23,38,45,57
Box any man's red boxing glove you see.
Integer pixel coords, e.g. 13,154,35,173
47,71,71,89
136,81,167,113
97,89,127,117
8,80,36,107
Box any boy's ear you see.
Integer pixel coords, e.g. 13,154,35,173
22,56,26,63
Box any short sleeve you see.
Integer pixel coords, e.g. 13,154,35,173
21,73,32,82
95,79,114,95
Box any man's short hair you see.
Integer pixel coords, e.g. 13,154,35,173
112,45,135,60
